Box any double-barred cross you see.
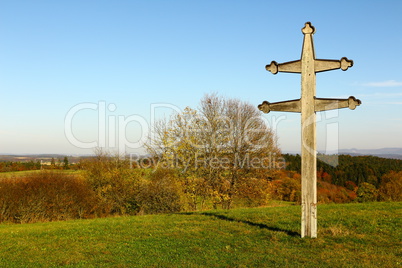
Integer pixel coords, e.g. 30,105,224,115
258,22,361,238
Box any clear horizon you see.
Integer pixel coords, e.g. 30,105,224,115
1,1,401,155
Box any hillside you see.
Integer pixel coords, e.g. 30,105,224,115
283,154,402,187
339,148,402,160
0,202,400,267
283,148,402,160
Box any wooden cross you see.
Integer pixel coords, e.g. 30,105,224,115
258,22,361,238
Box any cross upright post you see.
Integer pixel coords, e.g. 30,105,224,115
258,22,361,238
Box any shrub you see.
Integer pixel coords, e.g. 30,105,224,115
270,177,301,203
357,182,378,202
137,169,184,214
0,171,97,223
235,177,271,207
317,180,356,203
181,175,209,211
82,153,141,216
269,174,356,204
379,171,402,201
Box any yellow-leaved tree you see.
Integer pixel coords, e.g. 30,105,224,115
146,94,281,209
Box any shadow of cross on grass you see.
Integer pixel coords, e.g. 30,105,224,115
200,212,300,237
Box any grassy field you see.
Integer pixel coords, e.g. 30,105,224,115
0,170,43,178
0,202,400,267
0,169,82,178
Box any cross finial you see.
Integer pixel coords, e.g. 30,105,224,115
301,22,315,34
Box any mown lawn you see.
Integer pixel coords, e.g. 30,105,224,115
0,202,400,267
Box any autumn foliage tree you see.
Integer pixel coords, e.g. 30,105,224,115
379,171,402,201
82,150,141,216
147,94,281,209
357,182,378,202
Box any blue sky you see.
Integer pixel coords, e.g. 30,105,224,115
1,0,401,155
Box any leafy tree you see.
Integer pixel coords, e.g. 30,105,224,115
83,150,141,215
271,176,301,203
357,182,378,202
379,171,402,201
63,156,69,170
136,169,184,214
147,94,280,209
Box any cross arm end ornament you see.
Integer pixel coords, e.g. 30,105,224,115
258,101,271,113
315,57,353,73
340,57,354,71
266,60,301,74
314,96,361,112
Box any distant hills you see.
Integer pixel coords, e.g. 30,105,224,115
283,148,402,160
338,148,402,160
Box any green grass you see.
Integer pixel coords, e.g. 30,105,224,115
0,202,401,267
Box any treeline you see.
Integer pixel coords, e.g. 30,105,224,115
0,154,275,223
1,153,401,224
282,154,402,203
0,160,42,172
283,154,402,187
0,157,74,172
